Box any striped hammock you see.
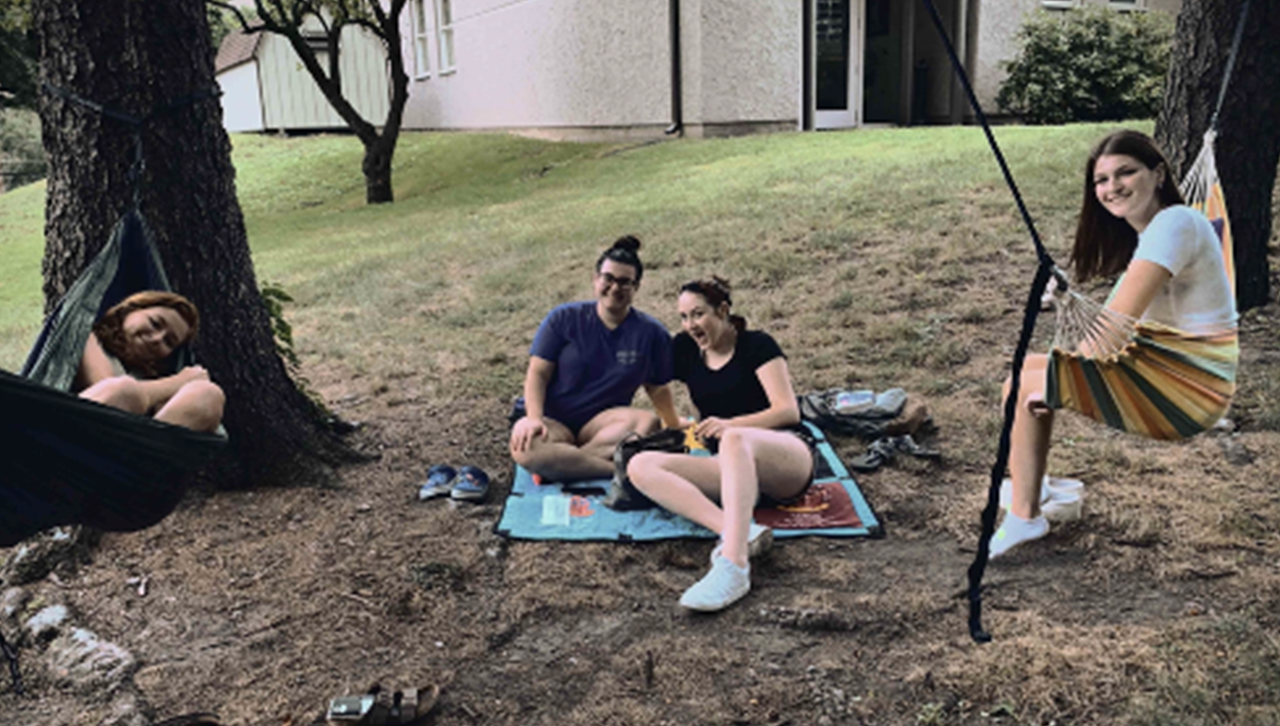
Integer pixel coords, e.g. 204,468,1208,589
1045,131,1239,441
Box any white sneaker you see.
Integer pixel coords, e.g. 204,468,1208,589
680,554,751,612
999,477,1083,523
711,522,773,563
989,513,1050,559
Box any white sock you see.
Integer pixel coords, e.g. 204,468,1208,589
989,512,1050,559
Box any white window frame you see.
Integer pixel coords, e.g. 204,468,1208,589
412,0,431,79
434,0,456,74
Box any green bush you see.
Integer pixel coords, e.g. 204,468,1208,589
996,6,1174,125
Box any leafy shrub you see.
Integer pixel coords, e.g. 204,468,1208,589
996,6,1175,125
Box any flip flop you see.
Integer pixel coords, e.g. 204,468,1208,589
450,465,490,502
418,464,458,501
849,437,896,472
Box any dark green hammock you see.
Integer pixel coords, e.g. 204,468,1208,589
1,209,226,548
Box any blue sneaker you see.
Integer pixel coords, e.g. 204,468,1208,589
417,465,457,501
450,466,490,502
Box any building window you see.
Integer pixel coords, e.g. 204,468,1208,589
412,0,431,78
434,0,455,73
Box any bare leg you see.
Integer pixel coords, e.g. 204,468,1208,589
716,429,811,566
1004,355,1053,519
512,408,658,481
155,380,225,432
576,407,660,460
510,417,594,480
629,429,810,567
627,451,725,531
80,376,148,415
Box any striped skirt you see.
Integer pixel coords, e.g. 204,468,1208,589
1045,322,1238,441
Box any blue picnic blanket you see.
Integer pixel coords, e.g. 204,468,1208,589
495,423,882,541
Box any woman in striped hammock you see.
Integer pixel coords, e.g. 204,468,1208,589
992,129,1238,558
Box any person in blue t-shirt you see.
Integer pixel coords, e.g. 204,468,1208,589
510,236,679,481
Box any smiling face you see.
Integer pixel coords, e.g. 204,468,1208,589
120,305,193,364
1092,153,1166,230
594,259,639,316
678,290,731,350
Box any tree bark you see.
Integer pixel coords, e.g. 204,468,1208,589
1155,0,1280,312
33,0,355,488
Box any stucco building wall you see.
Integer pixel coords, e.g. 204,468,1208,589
402,0,671,137
402,0,802,139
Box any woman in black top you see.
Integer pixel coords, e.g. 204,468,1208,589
628,277,813,612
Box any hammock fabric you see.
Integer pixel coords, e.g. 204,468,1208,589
0,209,226,548
1045,132,1239,441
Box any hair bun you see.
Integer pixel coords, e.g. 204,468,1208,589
710,275,732,294
612,235,642,253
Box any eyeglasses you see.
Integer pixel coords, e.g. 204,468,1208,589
599,272,637,289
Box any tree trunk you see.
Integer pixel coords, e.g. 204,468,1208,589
362,137,395,204
33,0,355,488
1155,0,1280,312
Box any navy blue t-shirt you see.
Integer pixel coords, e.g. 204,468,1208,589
530,301,673,431
673,329,785,420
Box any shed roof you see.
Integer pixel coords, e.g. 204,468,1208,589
215,30,262,74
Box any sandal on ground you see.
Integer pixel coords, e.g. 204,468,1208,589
320,683,441,725
450,465,490,502
849,437,897,472
891,434,941,459
417,464,458,501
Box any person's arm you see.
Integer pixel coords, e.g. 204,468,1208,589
1079,259,1171,357
511,356,555,452
135,367,210,412
76,332,118,390
695,357,801,440
643,382,681,429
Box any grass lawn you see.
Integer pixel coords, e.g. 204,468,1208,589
3,124,1280,726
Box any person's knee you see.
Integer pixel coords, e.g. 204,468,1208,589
85,376,147,414
717,428,754,457
180,380,225,430
626,451,662,489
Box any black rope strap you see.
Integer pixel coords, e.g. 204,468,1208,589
0,628,23,695
916,0,1062,643
1209,0,1251,133
42,83,221,209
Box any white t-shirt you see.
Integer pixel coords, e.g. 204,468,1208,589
1130,205,1237,334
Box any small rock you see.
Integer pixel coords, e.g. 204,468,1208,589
1220,436,1254,466
47,628,138,690
25,604,71,641
356,503,373,513
1183,600,1206,617
100,688,154,726
1,587,29,622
